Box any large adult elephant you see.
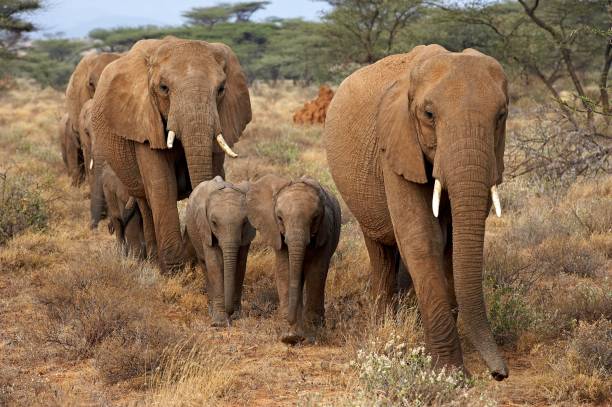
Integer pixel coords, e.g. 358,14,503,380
324,45,508,380
65,52,121,187
91,37,251,273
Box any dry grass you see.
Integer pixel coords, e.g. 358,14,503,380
0,78,610,406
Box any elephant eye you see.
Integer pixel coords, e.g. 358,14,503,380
218,82,226,96
497,111,507,126
424,109,434,121
159,83,169,95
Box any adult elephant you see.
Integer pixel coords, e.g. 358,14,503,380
65,52,121,187
91,38,251,273
324,45,508,380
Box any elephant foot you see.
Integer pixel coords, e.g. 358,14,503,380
281,327,305,345
230,310,242,321
211,316,231,328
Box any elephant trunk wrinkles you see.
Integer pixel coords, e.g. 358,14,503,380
446,131,508,380
221,241,240,317
286,235,306,325
176,103,216,189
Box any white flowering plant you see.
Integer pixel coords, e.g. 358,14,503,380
349,333,494,406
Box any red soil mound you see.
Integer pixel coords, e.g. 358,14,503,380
293,85,334,125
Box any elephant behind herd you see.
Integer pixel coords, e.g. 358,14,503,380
58,38,510,380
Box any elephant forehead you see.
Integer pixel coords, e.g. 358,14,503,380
276,185,320,212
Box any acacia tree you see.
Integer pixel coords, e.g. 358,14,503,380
183,1,270,27
0,0,41,53
319,0,423,64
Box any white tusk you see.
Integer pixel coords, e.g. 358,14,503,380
89,159,94,170
491,185,502,217
432,179,442,218
216,134,238,158
167,130,175,149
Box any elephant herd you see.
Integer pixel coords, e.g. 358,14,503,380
58,37,510,381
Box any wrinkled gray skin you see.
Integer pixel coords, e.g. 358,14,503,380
102,165,146,259
246,175,341,344
185,176,255,327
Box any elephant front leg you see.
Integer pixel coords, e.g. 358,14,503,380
275,250,303,344
383,170,464,370
302,252,331,341
136,144,185,274
203,245,227,327
137,198,157,261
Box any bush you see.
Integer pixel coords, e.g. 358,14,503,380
37,248,184,385
255,135,300,165
349,334,487,407
543,318,612,403
0,171,48,245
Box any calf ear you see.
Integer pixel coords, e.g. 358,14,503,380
299,177,341,248
191,176,225,247
246,174,290,250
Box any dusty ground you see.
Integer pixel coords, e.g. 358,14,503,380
0,80,610,406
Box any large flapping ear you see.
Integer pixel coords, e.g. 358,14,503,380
66,54,96,132
300,177,341,248
91,40,166,149
246,174,290,250
191,176,225,247
232,181,256,245
209,43,252,147
78,100,93,144
377,78,427,184
378,45,448,184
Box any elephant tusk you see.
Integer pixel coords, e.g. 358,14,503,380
432,179,442,218
89,159,94,170
491,185,502,217
216,134,238,158
167,130,175,149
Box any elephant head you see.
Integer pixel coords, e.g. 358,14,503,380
66,52,121,134
246,175,337,326
91,37,251,189
189,176,255,320
378,45,508,379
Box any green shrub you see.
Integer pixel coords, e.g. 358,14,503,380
0,171,48,245
255,136,300,165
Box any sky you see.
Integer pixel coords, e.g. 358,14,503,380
30,0,331,39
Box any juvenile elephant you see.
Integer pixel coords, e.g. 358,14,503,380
64,52,121,186
185,176,255,327
91,37,251,273
246,175,341,344
58,113,84,186
102,165,146,259
325,45,509,379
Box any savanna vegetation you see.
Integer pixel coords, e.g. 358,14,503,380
0,0,610,405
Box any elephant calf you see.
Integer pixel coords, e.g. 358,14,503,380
185,176,255,327
102,166,146,259
247,175,341,344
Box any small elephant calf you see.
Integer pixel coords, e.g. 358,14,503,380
101,166,146,259
247,174,341,344
185,176,256,327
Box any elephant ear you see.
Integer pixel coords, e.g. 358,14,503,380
378,45,449,184
92,40,166,149
192,176,225,247
66,54,96,132
233,181,256,245
300,177,341,248
246,174,290,250
210,43,252,147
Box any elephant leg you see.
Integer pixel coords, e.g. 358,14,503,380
274,250,290,319
203,245,226,327
397,259,414,296
66,140,81,187
231,244,249,320
444,244,458,321
135,144,184,273
137,198,157,261
303,252,329,331
363,235,400,316
383,171,463,370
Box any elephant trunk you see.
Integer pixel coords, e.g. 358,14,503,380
221,241,240,317
286,235,306,325
172,97,217,189
90,160,107,229
446,133,508,381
